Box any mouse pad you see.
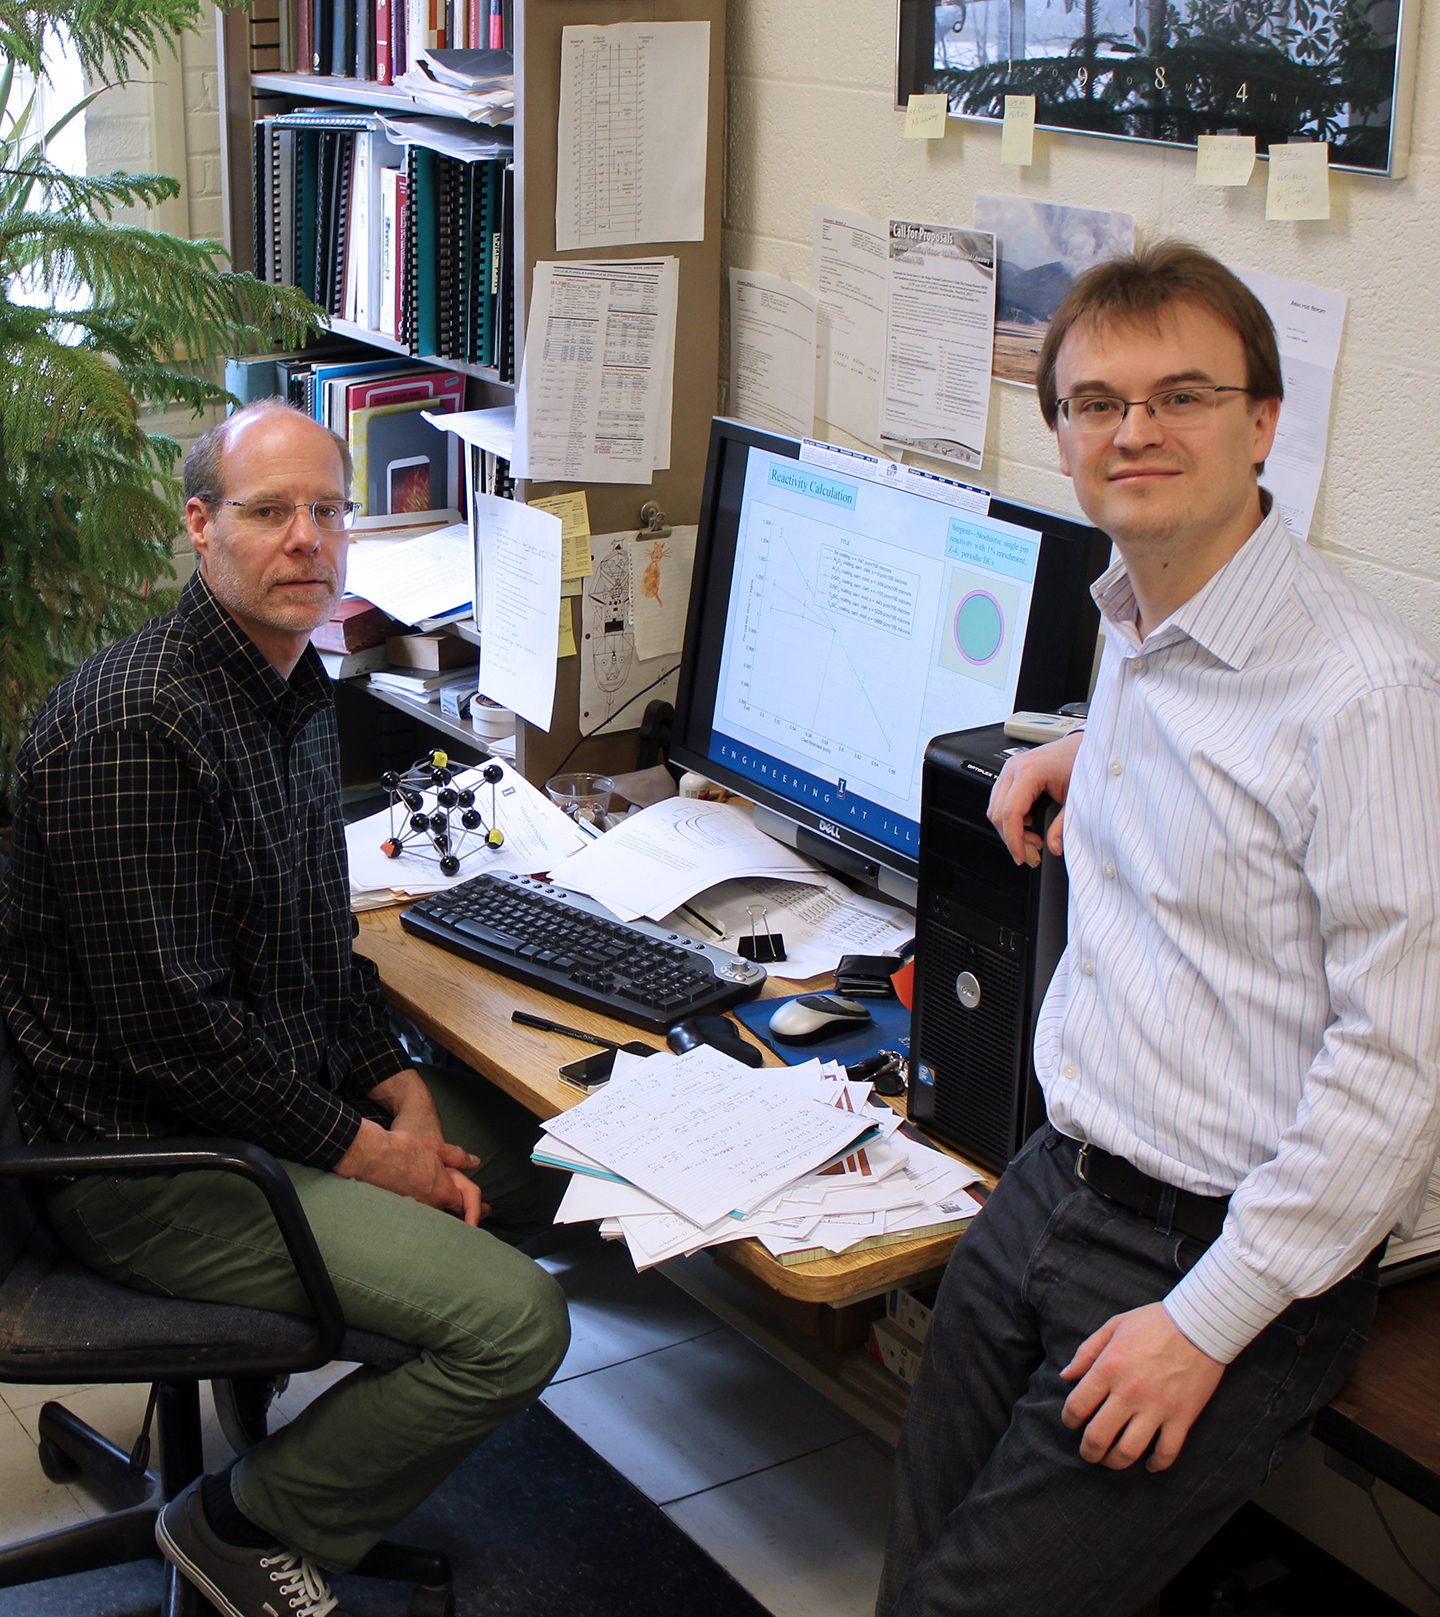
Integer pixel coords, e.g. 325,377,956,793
734,993,912,1067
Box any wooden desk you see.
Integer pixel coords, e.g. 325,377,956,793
354,906,972,1307
357,908,1440,1497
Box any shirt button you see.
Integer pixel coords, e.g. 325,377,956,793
1105,863,1116,879
1110,760,1123,776
1129,656,1144,672
1063,1063,1077,1079
1083,961,1094,975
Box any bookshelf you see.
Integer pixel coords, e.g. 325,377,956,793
216,0,726,788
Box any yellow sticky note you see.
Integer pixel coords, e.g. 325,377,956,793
558,601,576,658
904,93,949,140
1195,134,1256,187
528,490,593,580
1000,95,1036,165
560,576,584,598
1266,142,1330,220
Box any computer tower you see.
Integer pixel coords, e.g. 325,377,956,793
907,726,1069,1177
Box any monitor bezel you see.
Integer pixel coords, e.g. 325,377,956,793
669,418,1111,888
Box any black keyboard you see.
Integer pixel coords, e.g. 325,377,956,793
400,871,768,1033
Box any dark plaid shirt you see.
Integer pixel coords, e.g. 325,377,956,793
0,572,403,1168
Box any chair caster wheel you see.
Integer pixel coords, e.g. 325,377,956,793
37,1436,79,1482
409,1586,455,1617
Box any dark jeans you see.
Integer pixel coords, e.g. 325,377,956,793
877,1128,1381,1617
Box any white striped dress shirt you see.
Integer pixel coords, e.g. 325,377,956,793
1036,509,1440,1363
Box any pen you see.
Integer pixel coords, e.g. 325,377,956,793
510,1010,624,1051
679,901,726,939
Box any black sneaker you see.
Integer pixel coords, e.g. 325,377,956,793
156,1476,341,1617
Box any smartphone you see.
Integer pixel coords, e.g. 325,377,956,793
557,1042,657,1092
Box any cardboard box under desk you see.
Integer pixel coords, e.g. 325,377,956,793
384,633,478,671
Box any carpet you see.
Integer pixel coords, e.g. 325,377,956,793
0,1404,773,1617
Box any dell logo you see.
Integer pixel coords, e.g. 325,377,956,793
817,819,842,841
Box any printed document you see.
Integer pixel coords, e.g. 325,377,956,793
578,530,683,736
811,206,889,448
474,494,562,731
343,523,473,625
539,1046,875,1227
1232,265,1347,543
728,268,817,441
554,796,823,923
881,219,997,470
514,258,678,484
555,21,709,252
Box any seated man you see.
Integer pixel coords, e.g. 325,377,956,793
878,243,1440,1615
0,400,569,1617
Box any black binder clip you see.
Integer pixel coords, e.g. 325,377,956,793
737,904,786,964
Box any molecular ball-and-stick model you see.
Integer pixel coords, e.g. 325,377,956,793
379,752,506,877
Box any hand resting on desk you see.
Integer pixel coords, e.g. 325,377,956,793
335,1068,491,1226
987,729,1084,867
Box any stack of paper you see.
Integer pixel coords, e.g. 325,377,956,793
535,1046,983,1271
344,760,585,909
343,523,474,629
553,798,826,923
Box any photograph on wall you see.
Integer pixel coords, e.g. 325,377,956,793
898,0,1419,178
972,195,1134,386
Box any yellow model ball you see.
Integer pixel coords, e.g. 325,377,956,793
486,828,505,848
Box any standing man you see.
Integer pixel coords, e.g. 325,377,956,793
878,243,1440,1615
0,400,569,1617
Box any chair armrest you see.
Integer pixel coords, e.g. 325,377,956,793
0,1138,346,1364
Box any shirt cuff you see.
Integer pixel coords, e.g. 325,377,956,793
1162,1234,1292,1364
342,1025,412,1096
254,1081,364,1171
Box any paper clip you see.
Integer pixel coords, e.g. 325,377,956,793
737,904,786,964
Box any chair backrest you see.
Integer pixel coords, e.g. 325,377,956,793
0,1015,43,1285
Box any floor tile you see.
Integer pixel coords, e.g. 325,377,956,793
541,1326,859,1505
9,1383,151,1452
664,1434,893,1617
1,1383,99,1414
536,1232,721,1381
0,1405,89,1544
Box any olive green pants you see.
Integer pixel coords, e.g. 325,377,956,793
46,1066,570,1572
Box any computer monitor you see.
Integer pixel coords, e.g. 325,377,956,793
669,419,1112,905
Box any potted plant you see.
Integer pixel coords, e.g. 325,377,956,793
0,0,319,808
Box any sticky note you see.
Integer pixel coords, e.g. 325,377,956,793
561,575,584,598
1266,142,1330,220
1001,95,1036,165
904,93,949,140
558,601,577,658
528,490,592,579
1195,135,1255,187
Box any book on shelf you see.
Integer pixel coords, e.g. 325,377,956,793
317,644,391,679
311,597,404,653
253,111,513,373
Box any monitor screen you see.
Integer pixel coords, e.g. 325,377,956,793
670,419,1111,895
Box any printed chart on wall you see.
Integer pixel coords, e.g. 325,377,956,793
712,448,1036,855
579,529,695,734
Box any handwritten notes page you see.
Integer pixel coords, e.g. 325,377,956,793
343,523,473,625
903,94,948,139
1196,135,1256,187
1267,142,1330,220
1000,95,1035,164
555,21,710,251
474,493,562,730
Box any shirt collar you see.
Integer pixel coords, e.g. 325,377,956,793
176,572,333,727
1090,505,1296,670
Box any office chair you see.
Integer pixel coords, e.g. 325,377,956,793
0,1018,456,1617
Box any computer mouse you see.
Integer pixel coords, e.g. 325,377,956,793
768,993,874,1043
667,1014,765,1068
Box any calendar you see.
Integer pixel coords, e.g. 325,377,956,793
897,0,1420,178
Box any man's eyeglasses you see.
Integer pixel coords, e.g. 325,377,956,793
1056,385,1253,433
212,498,359,531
